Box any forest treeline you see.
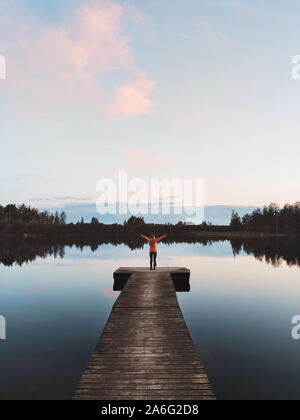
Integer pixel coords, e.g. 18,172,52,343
0,203,225,240
230,202,300,234
1,203,300,268
1,202,300,239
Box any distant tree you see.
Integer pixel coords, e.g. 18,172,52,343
54,211,60,225
91,217,100,225
3,200,300,240
60,211,67,225
230,211,242,231
125,216,145,226
5,204,18,223
267,203,280,233
268,202,280,211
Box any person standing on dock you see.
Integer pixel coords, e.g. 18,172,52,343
140,234,167,270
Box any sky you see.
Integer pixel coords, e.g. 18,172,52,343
1,0,300,211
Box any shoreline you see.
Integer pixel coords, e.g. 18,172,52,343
0,231,297,241
187,231,292,238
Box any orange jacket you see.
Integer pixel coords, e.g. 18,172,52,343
141,235,167,252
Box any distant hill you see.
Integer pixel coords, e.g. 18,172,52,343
46,203,259,226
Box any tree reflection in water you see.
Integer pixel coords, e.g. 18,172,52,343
1,236,300,268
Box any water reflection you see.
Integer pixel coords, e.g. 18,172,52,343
1,241,300,400
1,236,300,268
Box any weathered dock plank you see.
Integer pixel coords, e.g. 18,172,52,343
73,268,215,400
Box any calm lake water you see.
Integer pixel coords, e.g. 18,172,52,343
1,240,300,400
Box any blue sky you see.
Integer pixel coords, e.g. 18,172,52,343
1,0,300,210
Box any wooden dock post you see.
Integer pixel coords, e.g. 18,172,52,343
73,267,215,400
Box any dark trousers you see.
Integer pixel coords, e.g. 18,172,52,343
150,252,157,269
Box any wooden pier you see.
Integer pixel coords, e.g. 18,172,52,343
73,267,215,400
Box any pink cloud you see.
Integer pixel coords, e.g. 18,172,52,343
14,1,132,81
1,0,155,118
123,3,146,24
230,1,256,16
3,172,74,184
206,0,257,17
105,78,156,118
124,147,173,169
125,147,153,164
196,19,232,46
103,147,174,179
179,109,209,125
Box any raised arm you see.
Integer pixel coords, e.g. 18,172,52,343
156,234,167,242
141,235,150,241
